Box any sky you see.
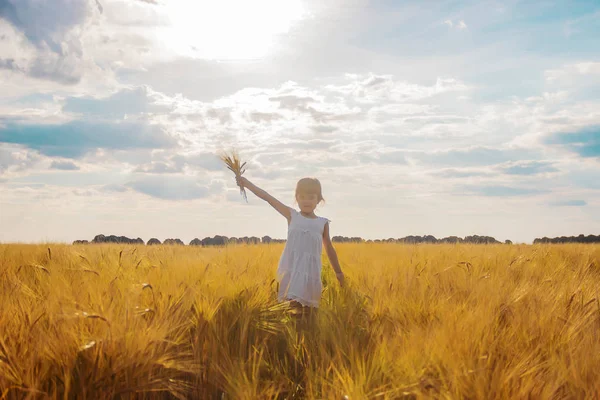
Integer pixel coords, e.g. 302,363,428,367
0,0,599,245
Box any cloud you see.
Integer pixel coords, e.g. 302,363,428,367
0,0,101,84
27,53,86,84
357,149,407,165
248,112,284,123
0,57,23,72
412,146,540,167
101,183,128,193
431,168,492,178
444,19,467,30
172,152,224,172
0,0,91,48
0,120,176,158
545,62,600,83
64,86,171,118
104,77,477,174
499,160,559,175
543,62,600,101
0,69,593,199
429,160,560,180
324,74,469,104
49,160,79,170
125,175,224,200
134,161,181,174
401,115,470,125
269,94,318,111
0,144,41,173
459,185,548,197
270,139,341,151
313,125,338,133
544,125,600,158
548,199,587,207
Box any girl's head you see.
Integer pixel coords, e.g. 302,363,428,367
295,177,324,213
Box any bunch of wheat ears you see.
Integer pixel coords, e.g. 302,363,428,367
219,150,248,202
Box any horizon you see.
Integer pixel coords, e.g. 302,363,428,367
1,0,599,245
7,231,600,246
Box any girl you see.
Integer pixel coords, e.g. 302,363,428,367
236,176,345,309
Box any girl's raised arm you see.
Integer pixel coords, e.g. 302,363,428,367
237,176,292,221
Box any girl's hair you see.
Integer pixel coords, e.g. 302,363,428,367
295,177,325,203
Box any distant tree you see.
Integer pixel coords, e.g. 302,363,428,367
463,235,500,244
332,236,364,243
534,234,600,244
199,235,228,246
214,235,229,245
91,234,143,244
440,236,463,244
163,238,184,245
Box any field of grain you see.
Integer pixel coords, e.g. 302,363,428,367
1,243,599,399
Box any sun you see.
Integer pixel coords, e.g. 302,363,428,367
161,0,305,60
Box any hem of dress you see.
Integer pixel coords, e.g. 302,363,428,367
279,294,320,308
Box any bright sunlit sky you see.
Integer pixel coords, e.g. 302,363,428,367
0,0,599,244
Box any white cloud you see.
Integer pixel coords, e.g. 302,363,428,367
2,69,598,190
443,19,467,30
544,62,600,84
324,74,470,104
125,174,224,200
133,161,181,174
0,0,102,84
0,144,43,174
50,160,80,170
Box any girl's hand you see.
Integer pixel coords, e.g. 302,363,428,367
336,271,345,287
236,176,249,188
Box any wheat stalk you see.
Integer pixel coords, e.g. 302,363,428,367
219,149,248,202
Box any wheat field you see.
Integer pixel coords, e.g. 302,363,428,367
1,243,599,399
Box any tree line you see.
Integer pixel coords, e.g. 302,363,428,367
533,234,600,244
71,233,600,246
75,234,514,246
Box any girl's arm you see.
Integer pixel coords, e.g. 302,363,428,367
237,176,292,221
323,222,345,287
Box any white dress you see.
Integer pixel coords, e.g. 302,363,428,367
276,208,330,308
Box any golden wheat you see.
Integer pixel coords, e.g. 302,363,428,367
0,243,599,398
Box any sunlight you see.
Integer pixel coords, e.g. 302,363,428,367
161,0,305,60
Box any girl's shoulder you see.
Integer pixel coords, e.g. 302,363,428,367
317,215,331,224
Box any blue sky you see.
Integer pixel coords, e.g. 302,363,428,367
0,0,599,244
